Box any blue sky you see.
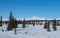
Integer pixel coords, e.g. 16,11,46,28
0,0,60,18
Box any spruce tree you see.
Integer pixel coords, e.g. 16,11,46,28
47,22,50,32
22,18,26,28
33,22,35,26
53,20,57,31
44,21,48,29
0,16,2,26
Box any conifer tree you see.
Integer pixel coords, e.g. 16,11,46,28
0,16,2,26
47,22,50,32
44,21,48,29
33,22,35,26
22,18,26,28
52,19,57,31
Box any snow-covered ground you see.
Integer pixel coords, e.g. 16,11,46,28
1,16,60,38
0,24,60,38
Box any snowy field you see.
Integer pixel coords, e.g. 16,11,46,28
0,24,60,38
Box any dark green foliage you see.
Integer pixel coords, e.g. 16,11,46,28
47,25,50,32
0,21,2,26
33,23,35,26
22,18,26,28
7,11,18,31
7,17,18,31
52,20,57,31
14,19,17,34
47,22,50,32
44,21,51,32
44,21,48,29
7,25,12,31
56,21,60,26
0,16,2,26
53,26,57,31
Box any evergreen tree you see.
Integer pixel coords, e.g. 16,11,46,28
7,16,14,31
44,21,48,29
0,16,2,26
33,22,35,26
52,20,57,31
47,22,50,32
22,18,26,28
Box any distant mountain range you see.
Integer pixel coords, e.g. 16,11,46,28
2,16,60,21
